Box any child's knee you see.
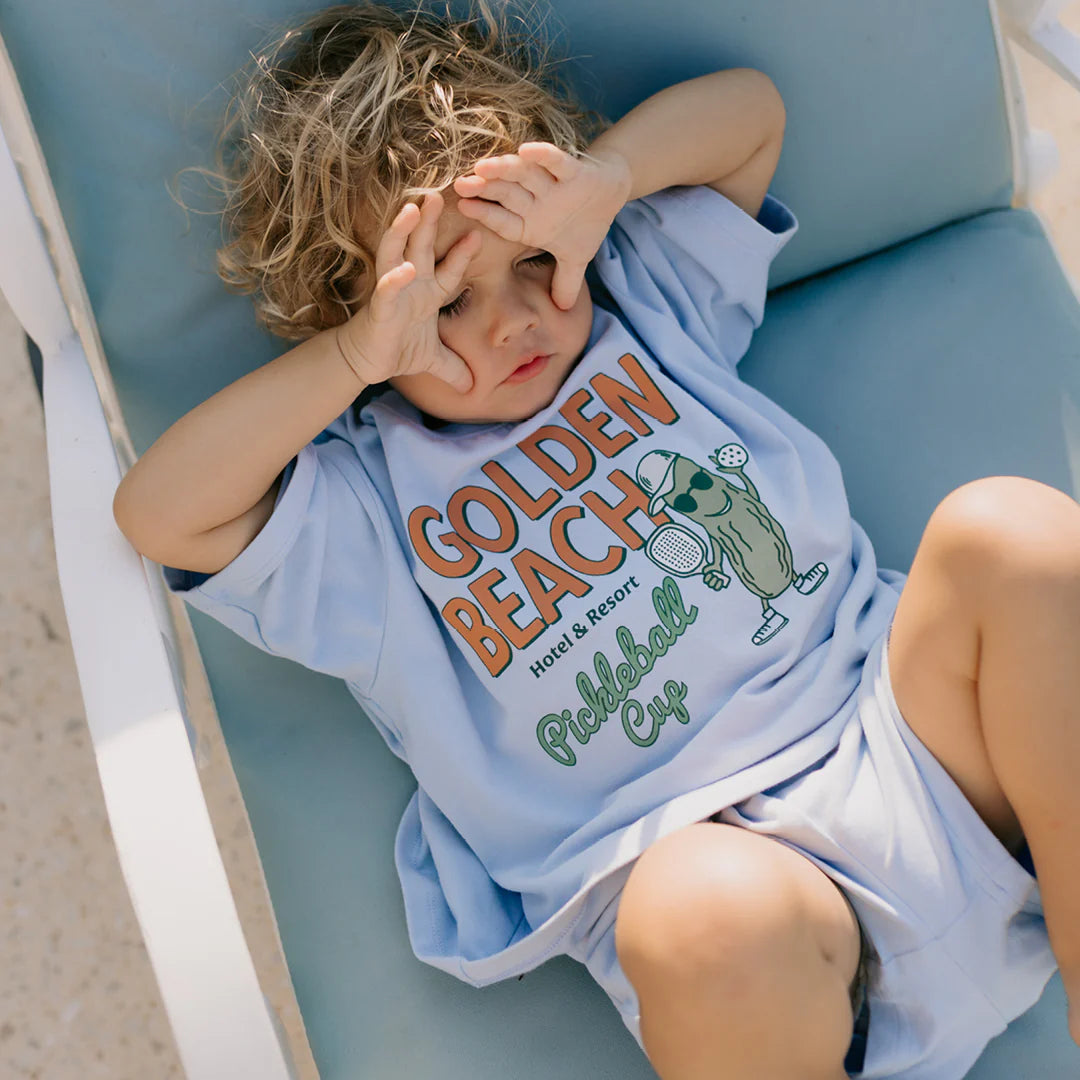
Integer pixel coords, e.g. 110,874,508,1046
614,821,859,1000
614,822,860,1076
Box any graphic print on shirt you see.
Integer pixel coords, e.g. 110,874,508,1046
634,445,829,646
403,351,830,768
405,352,679,679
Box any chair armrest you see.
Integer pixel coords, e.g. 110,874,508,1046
0,37,299,1080
47,333,300,1080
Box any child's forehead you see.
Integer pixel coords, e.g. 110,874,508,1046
433,191,529,266
433,192,469,257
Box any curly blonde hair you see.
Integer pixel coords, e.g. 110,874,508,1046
195,0,606,340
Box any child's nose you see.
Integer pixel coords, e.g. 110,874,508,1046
488,286,540,347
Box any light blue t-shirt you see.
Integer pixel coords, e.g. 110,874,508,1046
165,186,906,987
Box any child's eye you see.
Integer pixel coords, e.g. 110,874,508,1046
439,289,470,318
520,251,555,268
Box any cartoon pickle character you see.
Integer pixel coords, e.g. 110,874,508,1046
636,445,828,645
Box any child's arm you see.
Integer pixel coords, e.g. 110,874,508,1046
589,68,786,215
112,331,367,573
113,193,479,573
453,69,785,308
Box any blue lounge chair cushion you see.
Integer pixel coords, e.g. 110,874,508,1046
187,200,1080,1078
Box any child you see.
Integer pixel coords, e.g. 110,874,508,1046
113,2,1080,1076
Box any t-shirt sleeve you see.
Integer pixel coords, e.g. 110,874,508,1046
161,432,388,696
590,185,798,376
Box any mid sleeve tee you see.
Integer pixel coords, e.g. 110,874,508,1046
165,185,906,985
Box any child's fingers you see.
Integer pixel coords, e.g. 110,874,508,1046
517,142,581,183
550,259,587,311
454,177,534,218
434,229,481,294
455,198,524,243
367,260,417,325
373,201,420,280
402,190,443,275
432,344,474,395
367,261,421,328
376,260,417,296
469,154,555,198
452,173,489,196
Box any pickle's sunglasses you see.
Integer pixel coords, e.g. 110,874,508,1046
668,469,714,513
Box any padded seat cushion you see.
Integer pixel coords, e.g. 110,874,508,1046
190,204,1080,1077
745,205,1080,572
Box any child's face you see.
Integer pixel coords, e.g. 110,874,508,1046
388,194,593,425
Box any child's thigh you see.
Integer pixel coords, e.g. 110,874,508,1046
885,481,1024,851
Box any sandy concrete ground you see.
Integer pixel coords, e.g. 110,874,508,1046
2,12,1080,1079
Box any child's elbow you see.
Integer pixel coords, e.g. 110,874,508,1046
723,68,785,151
752,70,786,138
112,478,147,551
112,473,163,557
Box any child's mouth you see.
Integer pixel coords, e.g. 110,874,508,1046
505,354,550,383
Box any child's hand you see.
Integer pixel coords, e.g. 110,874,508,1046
336,192,480,393
453,143,631,310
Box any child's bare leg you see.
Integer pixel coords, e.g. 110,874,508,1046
615,822,859,1080
886,477,1080,1043
971,484,1080,1038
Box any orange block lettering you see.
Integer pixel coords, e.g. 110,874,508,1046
581,469,671,549
549,505,626,576
447,485,518,553
481,460,560,520
517,425,595,490
512,547,591,624
591,353,679,437
408,506,481,578
559,387,635,458
468,568,545,650
442,596,512,676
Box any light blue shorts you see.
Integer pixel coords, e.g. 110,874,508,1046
575,622,1058,1079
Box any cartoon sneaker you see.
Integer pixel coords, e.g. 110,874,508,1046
793,562,829,595
752,606,788,646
